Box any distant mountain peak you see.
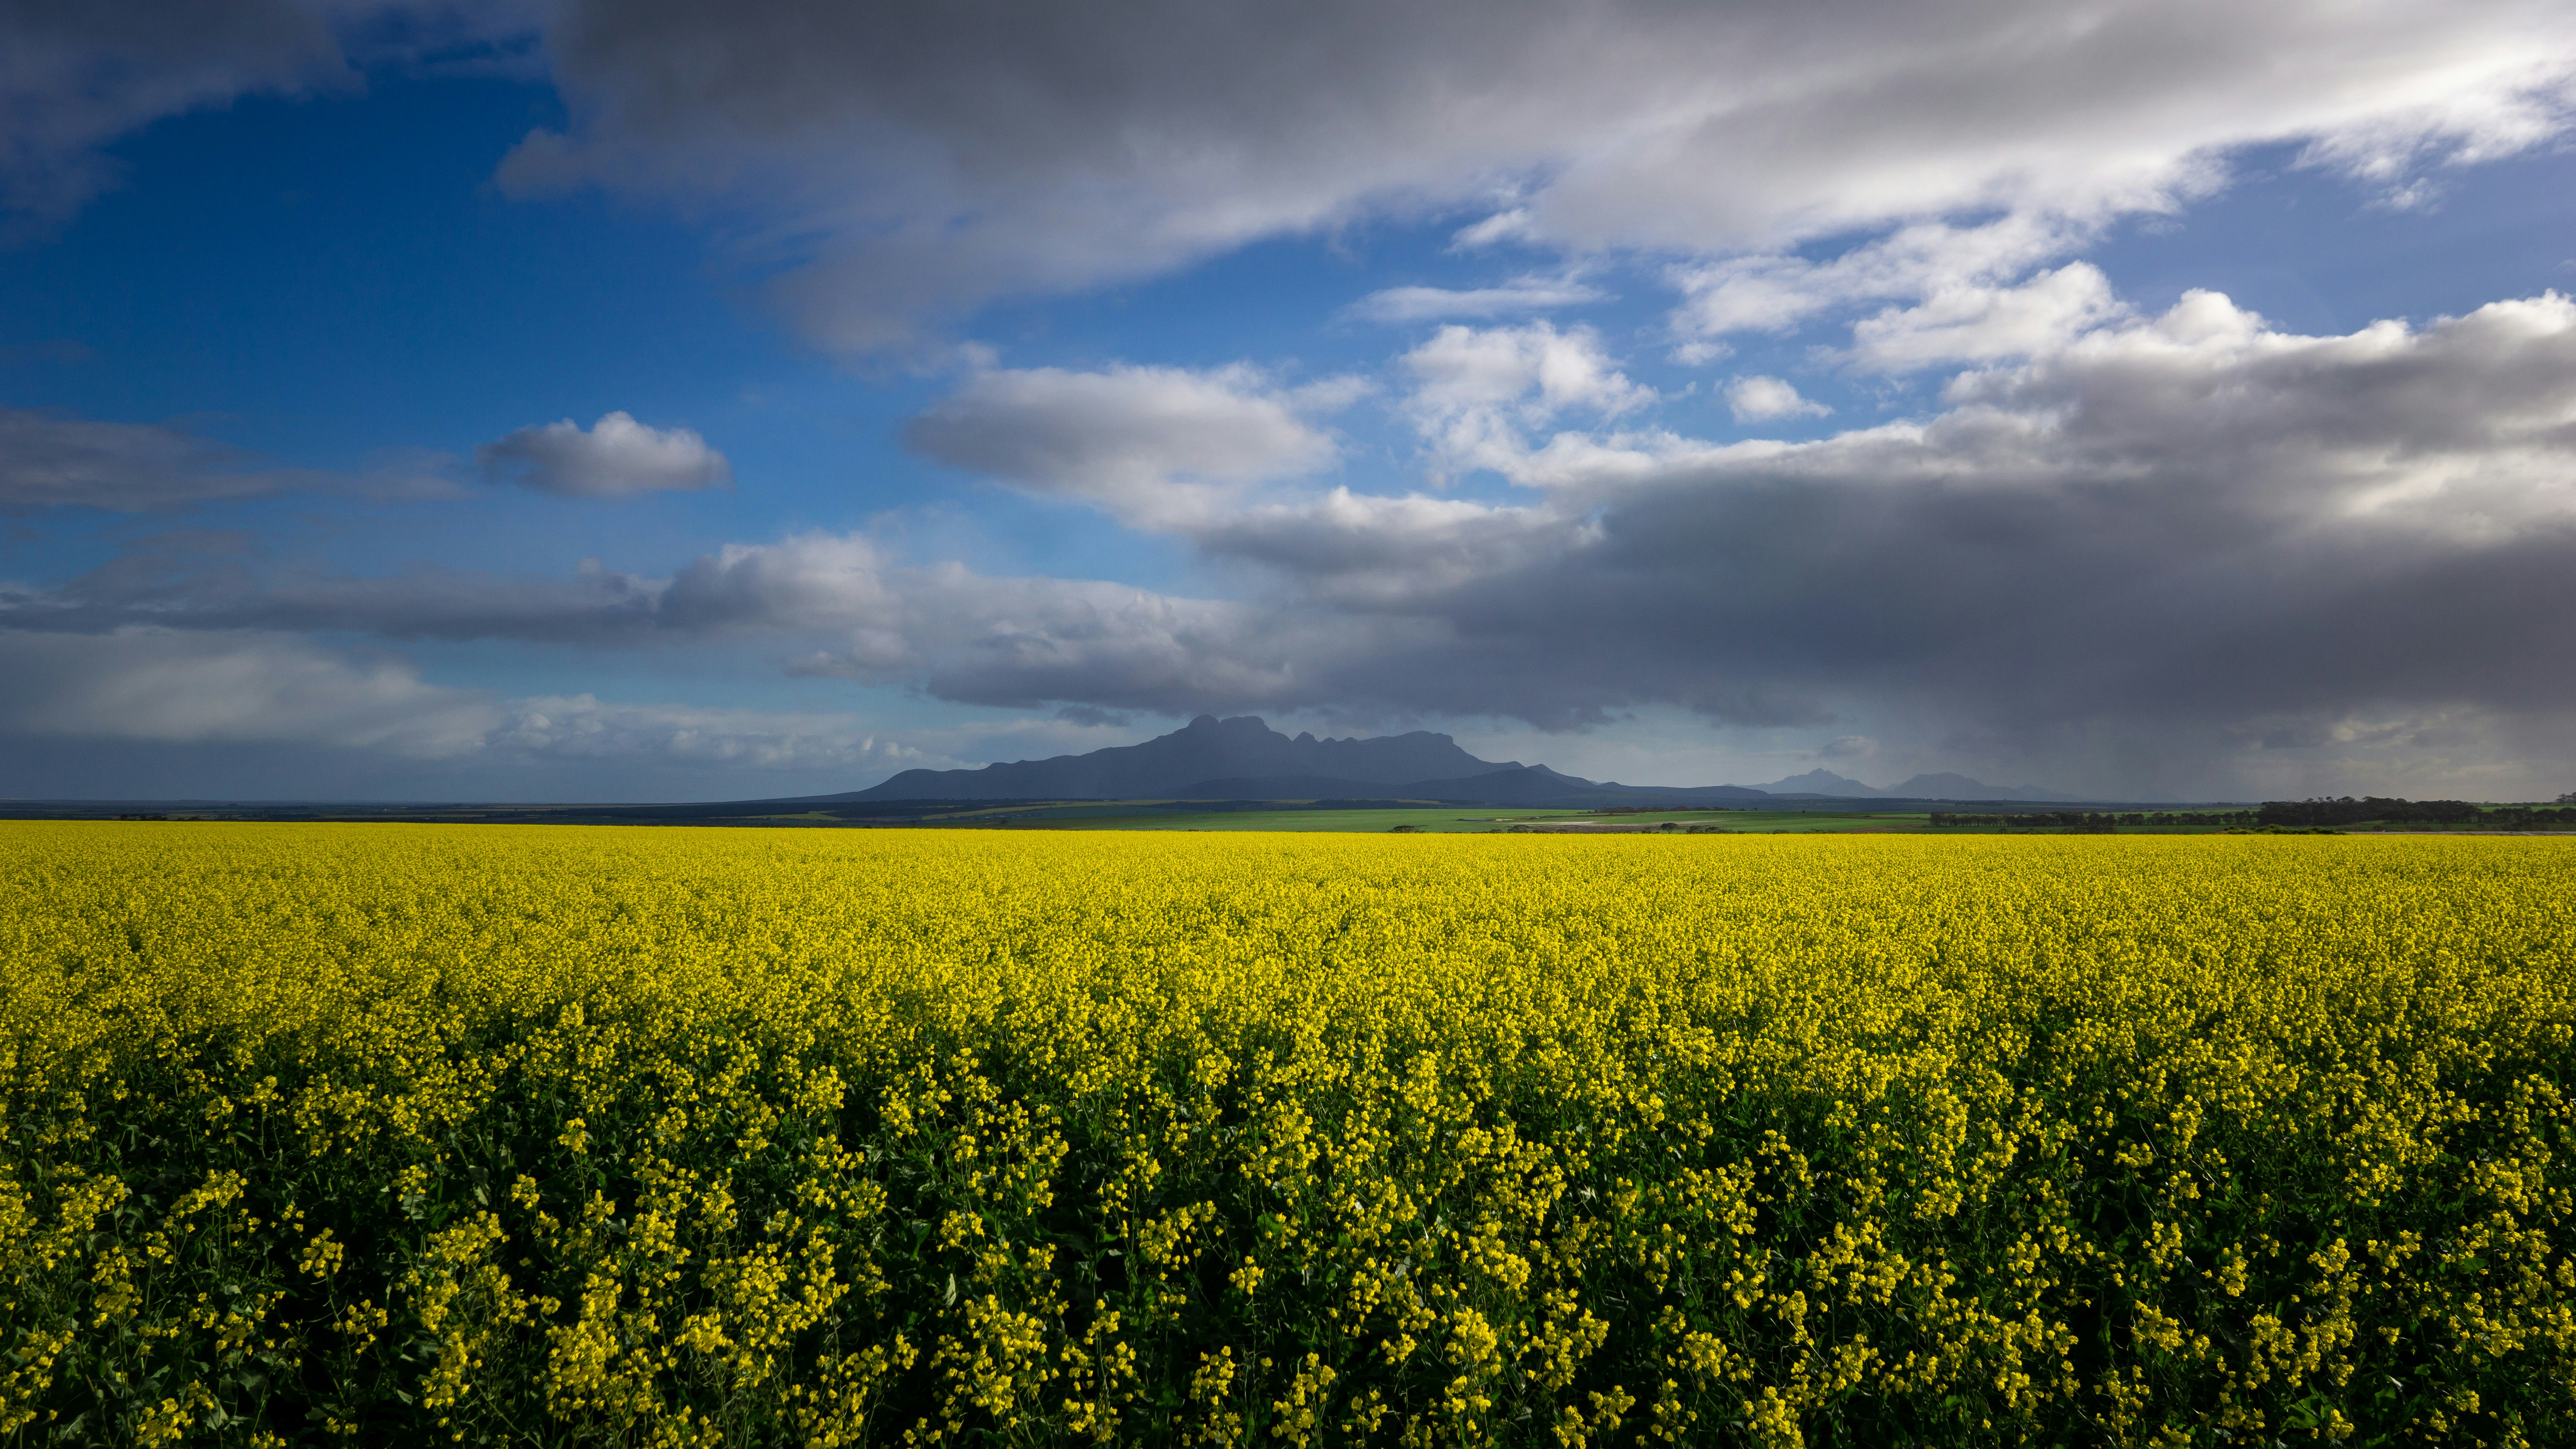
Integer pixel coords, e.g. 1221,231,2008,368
851,715,1506,801
845,715,2070,806
1750,768,1880,796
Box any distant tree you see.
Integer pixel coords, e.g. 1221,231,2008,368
2560,790,2576,804
2259,796,2478,828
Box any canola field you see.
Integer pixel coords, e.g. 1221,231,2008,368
3,824,2573,1448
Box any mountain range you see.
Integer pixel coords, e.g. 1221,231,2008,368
846,715,2069,806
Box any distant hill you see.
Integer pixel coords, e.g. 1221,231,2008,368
848,715,1511,801
1101,761,1770,808
1749,768,1880,796
845,714,2075,806
845,718,1781,806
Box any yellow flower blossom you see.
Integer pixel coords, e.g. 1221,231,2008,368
0,822,2570,1444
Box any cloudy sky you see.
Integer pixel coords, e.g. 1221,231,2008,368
5,0,2575,802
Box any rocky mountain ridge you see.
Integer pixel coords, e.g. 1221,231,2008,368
848,716,2066,805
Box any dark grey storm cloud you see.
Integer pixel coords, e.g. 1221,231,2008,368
505,0,2576,348
1248,293,2576,732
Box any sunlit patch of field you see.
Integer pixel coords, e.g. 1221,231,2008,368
4,824,2572,1446
1036,806,1581,832
1025,807,1918,832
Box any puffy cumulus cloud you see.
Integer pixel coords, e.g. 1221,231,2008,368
1402,322,1653,477
0,0,539,230
1845,263,2131,371
475,411,733,496
495,0,2576,349
0,406,331,511
902,364,1348,526
1670,214,2089,345
1725,376,1830,423
1934,289,2576,534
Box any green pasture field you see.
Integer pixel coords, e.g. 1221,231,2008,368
1030,805,1583,832
1018,807,2570,836
1014,806,1935,833
1670,809,1926,832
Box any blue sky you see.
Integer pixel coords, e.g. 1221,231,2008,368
6,1,2576,802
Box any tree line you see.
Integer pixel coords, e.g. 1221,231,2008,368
1928,798,2576,830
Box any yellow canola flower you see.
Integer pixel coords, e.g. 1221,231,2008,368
0,822,2572,1446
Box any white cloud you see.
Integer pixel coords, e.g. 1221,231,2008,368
658,533,909,669
0,625,1000,781
1847,263,2132,371
901,363,1346,526
1401,322,1653,478
17,3,2576,357
766,552,1434,715
485,0,2576,350
491,694,947,771
0,628,501,756
1404,322,1651,417
1191,488,1577,606
1724,376,1831,423
1343,272,1606,323
25,3,2576,365
1450,208,1533,249
1670,214,2096,353
475,411,732,497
